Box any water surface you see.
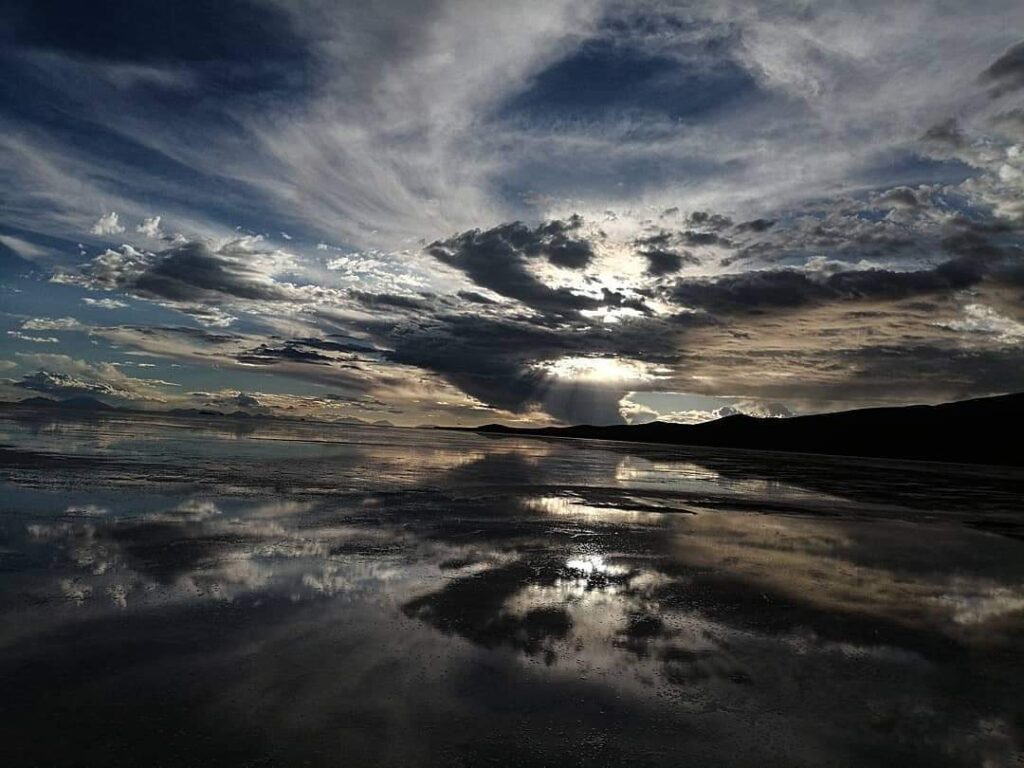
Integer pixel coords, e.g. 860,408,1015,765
1,412,1023,767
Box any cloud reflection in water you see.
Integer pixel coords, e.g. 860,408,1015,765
0,417,1022,766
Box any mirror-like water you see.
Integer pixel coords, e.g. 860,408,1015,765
2,413,1023,767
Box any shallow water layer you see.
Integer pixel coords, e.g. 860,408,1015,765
1,412,1023,767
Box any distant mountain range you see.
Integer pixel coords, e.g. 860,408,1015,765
16,395,119,411
469,394,1024,467
0,396,394,428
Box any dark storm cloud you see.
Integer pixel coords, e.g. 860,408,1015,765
427,217,600,316
289,337,380,355
535,216,595,269
235,336,382,367
921,118,968,148
14,370,124,399
671,270,829,312
839,344,1024,400
636,224,731,251
681,230,731,247
456,290,499,305
122,325,240,345
351,291,434,312
687,211,733,230
236,344,333,366
991,109,1024,140
940,230,1011,261
632,228,718,276
320,392,390,409
980,40,1024,96
77,240,293,305
381,309,686,417
734,218,775,233
641,248,690,276
718,203,1010,272
385,315,562,412
669,258,988,314
132,242,290,302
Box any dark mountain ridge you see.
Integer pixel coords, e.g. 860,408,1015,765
471,393,1024,467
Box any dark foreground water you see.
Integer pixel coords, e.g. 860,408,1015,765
1,412,1023,767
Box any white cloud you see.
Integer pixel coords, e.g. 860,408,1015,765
82,297,128,309
135,215,163,239
21,317,88,331
618,392,793,424
90,211,125,236
0,234,50,262
6,331,59,344
936,304,1024,344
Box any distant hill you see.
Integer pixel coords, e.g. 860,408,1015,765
166,408,229,418
10,395,118,411
15,396,60,408
3,397,397,428
59,396,119,411
470,393,1024,467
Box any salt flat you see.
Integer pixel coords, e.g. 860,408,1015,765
1,413,1022,767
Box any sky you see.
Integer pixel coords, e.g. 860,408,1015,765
1,0,1023,426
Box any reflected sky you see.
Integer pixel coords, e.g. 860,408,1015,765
1,414,1023,766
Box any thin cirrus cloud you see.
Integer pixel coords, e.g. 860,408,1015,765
0,1,1022,425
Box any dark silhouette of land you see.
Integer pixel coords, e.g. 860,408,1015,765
6,393,1023,465
467,393,1024,467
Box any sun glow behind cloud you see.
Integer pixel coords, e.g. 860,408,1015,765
539,356,661,384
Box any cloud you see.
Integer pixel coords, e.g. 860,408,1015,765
618,392,792,425
10,354,176,402
236,344,333,366
713,400,793,419
14,370,132,399
351,291,434,312
669,259,988,315
3,0,1022,256
980,40,1024,96
0,234,51,262
90,212,125,236
936,304,1024,344
64,237,300,324
122,239,294,302
82,297,128,309
7,331,58,344
426,217,605,317
633,232,701,276
21,317,88,331
135,216,163,239
874,186,929,210
456,290,499,305
640,248,689,276
378,305,693,423
234,392,262,409
992,109,1024,140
